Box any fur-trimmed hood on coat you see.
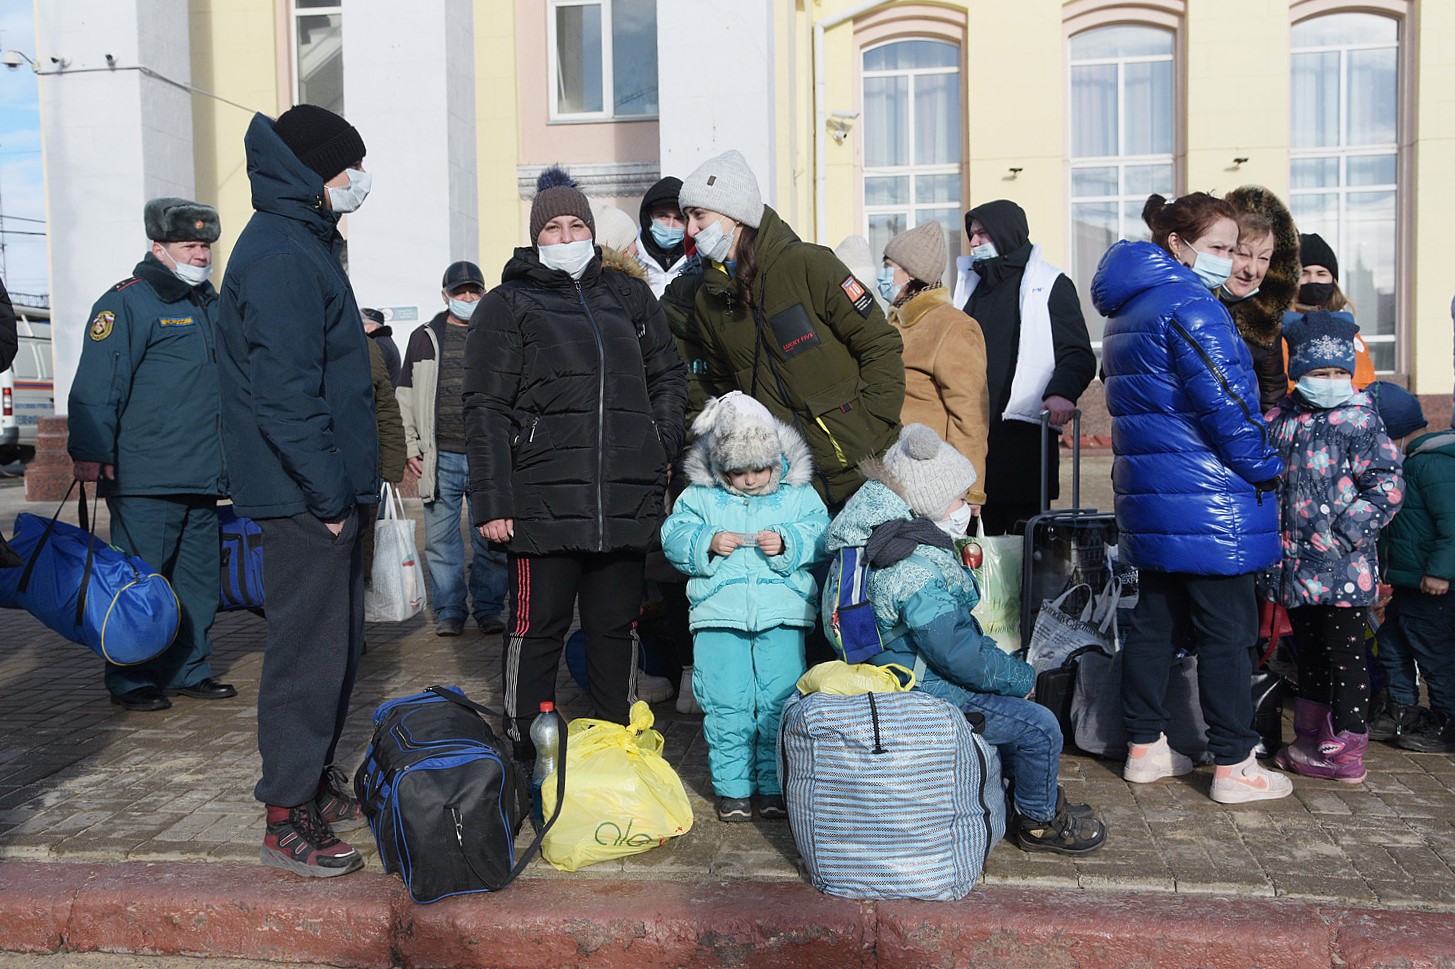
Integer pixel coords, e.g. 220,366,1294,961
681,417,814,496
1224,185,1300,348
599,244,646,280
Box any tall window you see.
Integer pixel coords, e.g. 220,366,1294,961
1289,13,1399,371
293,0,344,113
1068,25,1175,345
548,0,658,120
862,39,962,287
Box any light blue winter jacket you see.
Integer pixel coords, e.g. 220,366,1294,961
661,421,829,632
824,479,1035,703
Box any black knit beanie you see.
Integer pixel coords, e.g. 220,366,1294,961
274,104,367,181
1298,233,1339,282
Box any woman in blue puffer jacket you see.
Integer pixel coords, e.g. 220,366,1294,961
1092,192,1290,805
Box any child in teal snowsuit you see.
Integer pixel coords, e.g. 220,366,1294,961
661,392,829,822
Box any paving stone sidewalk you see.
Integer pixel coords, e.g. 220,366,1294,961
3,476,1455,913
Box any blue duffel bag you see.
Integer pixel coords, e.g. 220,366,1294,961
0,482,179,665
218,504,264,612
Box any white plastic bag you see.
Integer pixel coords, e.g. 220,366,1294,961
364,483,425,622
968,517,1023,654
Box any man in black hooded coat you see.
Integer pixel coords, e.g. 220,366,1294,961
952,200,1095,535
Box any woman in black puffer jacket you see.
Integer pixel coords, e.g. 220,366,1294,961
464,167,688,760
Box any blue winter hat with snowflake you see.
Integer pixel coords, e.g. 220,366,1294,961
1282,310,1359,380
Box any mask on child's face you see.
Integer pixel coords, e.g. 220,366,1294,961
936,503,974,541
1296,374,1356,410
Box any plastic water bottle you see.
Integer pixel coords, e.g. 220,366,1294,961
530,701,560,827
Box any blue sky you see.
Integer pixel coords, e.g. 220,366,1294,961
0,0,45,302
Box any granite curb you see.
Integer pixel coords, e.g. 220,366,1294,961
4,860,1455,969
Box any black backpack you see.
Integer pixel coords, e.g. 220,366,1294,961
353,685,565,903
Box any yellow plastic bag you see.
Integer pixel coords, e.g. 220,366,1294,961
795,660,916,696
540,700,693,871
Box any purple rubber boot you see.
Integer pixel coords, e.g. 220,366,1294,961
1277,705,1368,784
1274,698,1328,772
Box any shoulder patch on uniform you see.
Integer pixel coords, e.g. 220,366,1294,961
841,275,873,317
112,277,141,292
89,310,115,341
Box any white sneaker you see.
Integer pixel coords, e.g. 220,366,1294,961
1209,753,1294,804
1123,733,1195,783
675,667,703,715
635,672,675,704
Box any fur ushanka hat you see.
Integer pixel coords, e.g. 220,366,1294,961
144,197,221,244
682,391,814,497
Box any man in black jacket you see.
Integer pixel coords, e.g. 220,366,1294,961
951,200,1095,535
216,105,379,878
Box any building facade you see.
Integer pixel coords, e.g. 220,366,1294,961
33,0,1454,414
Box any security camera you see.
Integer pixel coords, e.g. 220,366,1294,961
1,50,23,70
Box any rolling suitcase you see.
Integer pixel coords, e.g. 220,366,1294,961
1019,411,1118,736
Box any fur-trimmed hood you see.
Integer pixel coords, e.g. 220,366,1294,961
600,245,646,280
681,417,814,496
1223,185,1300,348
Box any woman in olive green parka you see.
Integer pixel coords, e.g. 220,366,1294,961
662,150,905,509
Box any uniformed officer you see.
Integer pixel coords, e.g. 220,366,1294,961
68,197,234,712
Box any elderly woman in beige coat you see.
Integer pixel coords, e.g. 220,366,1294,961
879,221,990,508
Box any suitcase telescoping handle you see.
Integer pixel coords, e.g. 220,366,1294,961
1039,408,1083,514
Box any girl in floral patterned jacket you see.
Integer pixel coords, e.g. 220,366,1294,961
1267,311,1404,785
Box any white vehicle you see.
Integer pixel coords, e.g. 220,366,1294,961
1,304,54,463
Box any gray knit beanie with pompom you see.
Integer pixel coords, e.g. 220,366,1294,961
877,424,978,519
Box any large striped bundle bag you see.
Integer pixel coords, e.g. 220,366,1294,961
777,687,1005,900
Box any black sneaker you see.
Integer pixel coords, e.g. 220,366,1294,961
716,797,753,823
315,765,365,831
1368,696,1424,743
260,803,363,877
477,615,506,636
756,794,788,821
1015,796,1107,856
1398,709,1455,753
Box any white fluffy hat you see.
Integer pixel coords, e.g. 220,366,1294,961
692,391,782,475
876,424,978,518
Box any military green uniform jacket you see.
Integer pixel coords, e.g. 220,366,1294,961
68,254,226,497
662,206,905,505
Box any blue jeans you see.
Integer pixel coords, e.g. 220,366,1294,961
1377,594,1421,705
422,450,506,623
1382,588,1455,713
956,691,1061,824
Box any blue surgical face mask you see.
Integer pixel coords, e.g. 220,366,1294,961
326,168,372,214
1184,247,1234,290
650,220,685,249
1296,374,1356,410
448,297,477,321
692,218,736,264
970,241,998,263
159,247,211,287
538,238,595,279
877,266,900,303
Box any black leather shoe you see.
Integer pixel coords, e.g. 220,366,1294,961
477,615,506,636
165,678,237,700
110,687,172,712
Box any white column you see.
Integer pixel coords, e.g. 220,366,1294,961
341,0,477,337
36,0,194,413
656,0,777,206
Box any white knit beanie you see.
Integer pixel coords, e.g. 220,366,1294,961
592,203,639,254
878,424,978,519
691,392,781,473
678,150,764,228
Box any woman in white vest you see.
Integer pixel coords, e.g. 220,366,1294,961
951,200,1095,535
